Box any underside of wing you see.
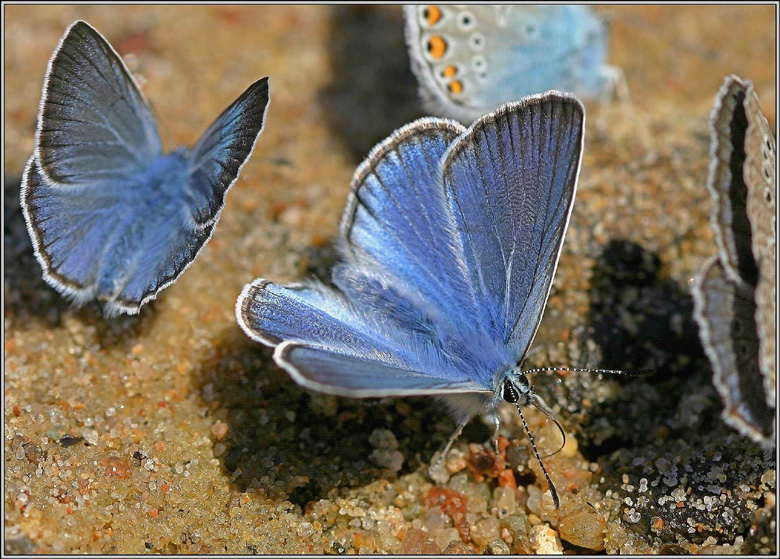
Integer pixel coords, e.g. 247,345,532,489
35,20,161,186
743,82,776,405
403,6,608,121
692,256,774,448
441,93,584,360
707,76,758,285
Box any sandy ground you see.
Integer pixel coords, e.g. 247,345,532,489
4,5,776,554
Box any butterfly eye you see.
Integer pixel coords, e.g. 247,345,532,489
502,373,531,403
502,381,519,403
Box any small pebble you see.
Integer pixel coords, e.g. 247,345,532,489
529,524,563,554
558,507,605,551
83,429,98,446
401,528,439,554
442,540,475,554
487,538,511,555
470,516,499,549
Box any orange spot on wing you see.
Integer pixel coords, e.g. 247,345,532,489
427,36,447,59
424,5,442,26
442,65,457,78
448,80,463,94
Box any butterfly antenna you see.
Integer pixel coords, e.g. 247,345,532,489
530,394,566,459
523,366,655,378
515,401,560,509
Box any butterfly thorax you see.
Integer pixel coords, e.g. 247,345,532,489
139,151,190,200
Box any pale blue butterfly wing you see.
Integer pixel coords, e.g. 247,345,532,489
276,343,486,398
23,147,215,316
238,279,394,353
35,21,162,186
237,93,584,402
236,279,487,396
339,118,477,318
22,157,128,301
404,5,615,123
441,95,583,360
21,20,270,316
188,77,271,226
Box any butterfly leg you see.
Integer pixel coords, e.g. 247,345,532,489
599,65,630,105
482,407,501,453
593,65,630,132
428,420,467,482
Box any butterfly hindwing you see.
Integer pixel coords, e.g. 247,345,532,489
404,5,611,122
21,157,124,303
22,151,215,316
692,256,774,445
236,278,489,395
276,342,486,398
36,20,162,186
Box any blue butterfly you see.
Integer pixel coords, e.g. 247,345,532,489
404,5,623,123
21,20,270,316
237,92,584,506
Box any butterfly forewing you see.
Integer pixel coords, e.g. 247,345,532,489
340,118,477,318
743,85,776,406
188,77,270,227
440,93,584,360
36,21,162,186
